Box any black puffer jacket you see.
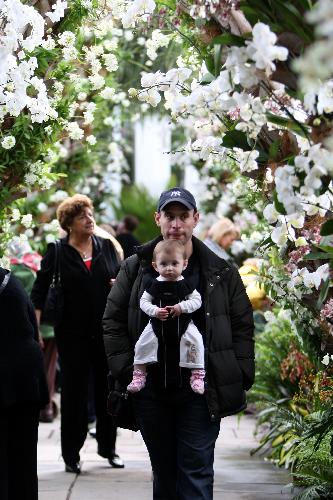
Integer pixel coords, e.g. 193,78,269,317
0,268,49,409
103,236,255,420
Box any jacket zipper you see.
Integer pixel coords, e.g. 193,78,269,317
160,298,167,389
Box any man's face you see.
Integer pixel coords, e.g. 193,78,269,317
154,202,199,245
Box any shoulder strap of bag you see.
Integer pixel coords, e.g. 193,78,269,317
94,235,115,278
52,240,61,285
0,271,11,296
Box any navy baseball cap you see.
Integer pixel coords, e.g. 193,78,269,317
157,187,197,212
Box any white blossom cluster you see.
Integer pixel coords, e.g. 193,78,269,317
275,145,332,214
246,23,288,76
121,0,156,29
233,149,259,173
294,0,333,116
24,161,55,190
1,135,16,149
322,353,333,366
189,0,238,23
133,22,287,163
189,136,225,161
10,208,34,229
146,30,172,61
46,0,68,23
259,142,333,248
287,263,329,298
0,0,63,125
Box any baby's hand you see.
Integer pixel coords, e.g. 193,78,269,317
166,304,182,318
155,307,169,320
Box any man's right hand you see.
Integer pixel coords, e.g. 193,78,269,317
155,307,169,320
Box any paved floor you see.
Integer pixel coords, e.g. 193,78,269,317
37,410,295,499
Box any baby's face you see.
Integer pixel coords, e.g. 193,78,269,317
153,250,187,281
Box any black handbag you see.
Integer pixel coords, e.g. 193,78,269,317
41,240,64,327
107,375,138,432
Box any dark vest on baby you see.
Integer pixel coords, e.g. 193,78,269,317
146,279,195,389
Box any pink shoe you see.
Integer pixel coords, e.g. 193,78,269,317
190,369,205,395
127,370,147,393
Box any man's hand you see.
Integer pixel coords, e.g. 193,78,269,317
166,304,182,318
155,307,169,320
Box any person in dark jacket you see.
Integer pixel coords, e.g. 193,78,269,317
9,238,58,423
116,214,140,258
103,187,255,500
31,194,124,474
0,267,49,500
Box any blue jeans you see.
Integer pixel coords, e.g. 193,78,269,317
132,378,221,500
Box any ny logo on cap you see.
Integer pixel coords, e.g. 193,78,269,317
170,190,181,197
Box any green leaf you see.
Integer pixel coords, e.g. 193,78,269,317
204,56,215,76
210,33,246,47
200,73,215,84
273,190,287,215
302,252,333,261
266,112,310,138
222,130,251,150
268,139,281,161
258,235,273,248
314,244,333,255
321,219,333,236
272,0,314,43
213,44,222,77
317,277,331,309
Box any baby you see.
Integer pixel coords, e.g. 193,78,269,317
127,239,205,394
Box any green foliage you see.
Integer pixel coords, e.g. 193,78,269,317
249,312,297,406
58,0,90,32
293,482,333,500
321,219,333,236
300,407,333,456
251,405,302,467
240,0,314,43
292,459,333,499
273,190,287,215
210,33,248,47
222,130,252,150
266,113,310,139
292,412,333,497
111,185,159,243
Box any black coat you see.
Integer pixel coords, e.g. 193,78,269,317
116,233,140,259
0,267,49,409
31,235,120,339
103,236,255,420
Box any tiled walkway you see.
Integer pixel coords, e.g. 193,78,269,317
38,411,294,499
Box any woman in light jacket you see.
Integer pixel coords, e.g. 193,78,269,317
203,217,240,267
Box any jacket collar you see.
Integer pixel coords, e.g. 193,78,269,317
61,234,101,253
136,236,162,271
